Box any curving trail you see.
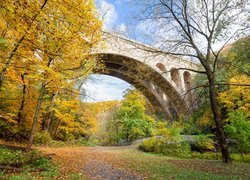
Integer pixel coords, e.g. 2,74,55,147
39,145,144,179
38,145,250,179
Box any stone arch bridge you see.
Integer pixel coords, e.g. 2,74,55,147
93,32,199,120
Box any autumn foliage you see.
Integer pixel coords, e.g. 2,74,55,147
0,0,101,149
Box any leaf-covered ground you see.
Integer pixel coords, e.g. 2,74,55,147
39,145,250,179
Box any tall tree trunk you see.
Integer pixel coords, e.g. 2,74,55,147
44,93,57,131
126,129,129,143
115,123,119,145
17,73,27,125
53,119,61,138
48,111,55,133
0,36,25,89
207,73,231,163
26,83,45,151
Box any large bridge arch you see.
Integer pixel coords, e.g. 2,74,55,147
93,53,189,119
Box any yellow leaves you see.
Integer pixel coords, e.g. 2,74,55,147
219,75,250,117
0,110,16,124
0,0,102,139
198,110,215,128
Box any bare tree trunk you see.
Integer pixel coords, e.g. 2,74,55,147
26,83,45,151
207,73,231,163
17,73,27,125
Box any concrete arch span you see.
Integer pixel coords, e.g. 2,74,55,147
93,53,189,120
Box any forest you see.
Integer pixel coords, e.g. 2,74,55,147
0,0,249,179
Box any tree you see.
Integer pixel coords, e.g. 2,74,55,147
25,0,101,151
134,0,249,163
224,111,250,159
106,89,154,144
0,0,49,88
0,0,101,150
119,89,154,142
223,36,250,76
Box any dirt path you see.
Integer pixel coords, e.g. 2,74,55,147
39,145,144,179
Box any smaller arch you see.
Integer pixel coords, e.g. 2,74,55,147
156,86,161,94
156,63,166,72
163,93,167,101
183,71,191,89
183,71,192,105
170,68,181,87
151,83,155,90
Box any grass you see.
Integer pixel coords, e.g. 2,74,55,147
105,148,250,179
0,146,88,179
0,146,60,179
1,143,249,179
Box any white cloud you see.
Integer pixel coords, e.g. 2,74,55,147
134,0,250,53
116,23,127,33
96,0,118,29
81,74,131,102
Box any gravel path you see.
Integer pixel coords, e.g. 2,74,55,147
83,159,138,179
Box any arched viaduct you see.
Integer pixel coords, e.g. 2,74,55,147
93,32,200,120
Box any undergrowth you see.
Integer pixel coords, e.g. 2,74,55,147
0,147,60,179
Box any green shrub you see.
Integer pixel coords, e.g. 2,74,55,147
0,148,24,164
34,157,60,177
191,134,215,152
48,137,95,147
33,131,52,145
190,152,250,163
191,152,221,160
231,153,250,163
49,140,67,147
140,137,250,163
160,141,191,157
139,137,157,152
139,137,191,157
0,146,60,178
225,111,250,154
73,137,89,146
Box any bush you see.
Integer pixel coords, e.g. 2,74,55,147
191,134,215,153
190,152,250,163
34,131,52,145
191,152,221,160
139,137,157,152
231,153,250,163
225,111,250,154
0,146,60,178
73,137,90,146
49,140,67,147
48,137,96,147
0,119,18,140
139,137,191,157
0,148,24,164
161,141,191,157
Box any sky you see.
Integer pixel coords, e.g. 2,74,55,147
82,0,134,102
94,0,133,32
82,75,132,102
82,0,250,102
